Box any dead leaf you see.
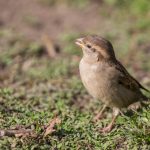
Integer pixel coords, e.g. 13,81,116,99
43,117,61,137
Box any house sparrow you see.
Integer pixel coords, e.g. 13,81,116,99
75,35,149,132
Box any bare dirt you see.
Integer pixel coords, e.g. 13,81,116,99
0,0,102,41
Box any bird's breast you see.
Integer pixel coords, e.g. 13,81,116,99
79,59,114,100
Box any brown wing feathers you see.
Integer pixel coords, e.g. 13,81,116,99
115,60,149,92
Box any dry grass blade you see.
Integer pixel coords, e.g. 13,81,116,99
41,34,60,58
43,117,61,137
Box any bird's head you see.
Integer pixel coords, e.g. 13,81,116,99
75,35,116,62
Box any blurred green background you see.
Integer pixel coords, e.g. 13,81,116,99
0,0,150,149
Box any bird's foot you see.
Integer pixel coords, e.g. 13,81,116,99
100,124,113,133
93,114,104,122
100,107,120,133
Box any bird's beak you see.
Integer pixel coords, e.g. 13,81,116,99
75,38,84,48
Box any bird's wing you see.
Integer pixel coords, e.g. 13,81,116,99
115,60,149,92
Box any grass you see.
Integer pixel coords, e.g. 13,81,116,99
0,86,150,149
0,0,150,149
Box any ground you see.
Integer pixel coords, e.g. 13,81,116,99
0,0,150,149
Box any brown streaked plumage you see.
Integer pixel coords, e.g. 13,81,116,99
75,35,149,132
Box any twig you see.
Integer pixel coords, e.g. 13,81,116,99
0,129,36,138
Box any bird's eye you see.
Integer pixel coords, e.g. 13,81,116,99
87,44,91,48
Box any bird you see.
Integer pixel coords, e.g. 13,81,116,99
75,35,149,132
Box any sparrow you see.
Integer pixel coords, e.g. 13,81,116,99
75,35,149,132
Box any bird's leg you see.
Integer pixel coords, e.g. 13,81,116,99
93,104,107,121
101,108,120,133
